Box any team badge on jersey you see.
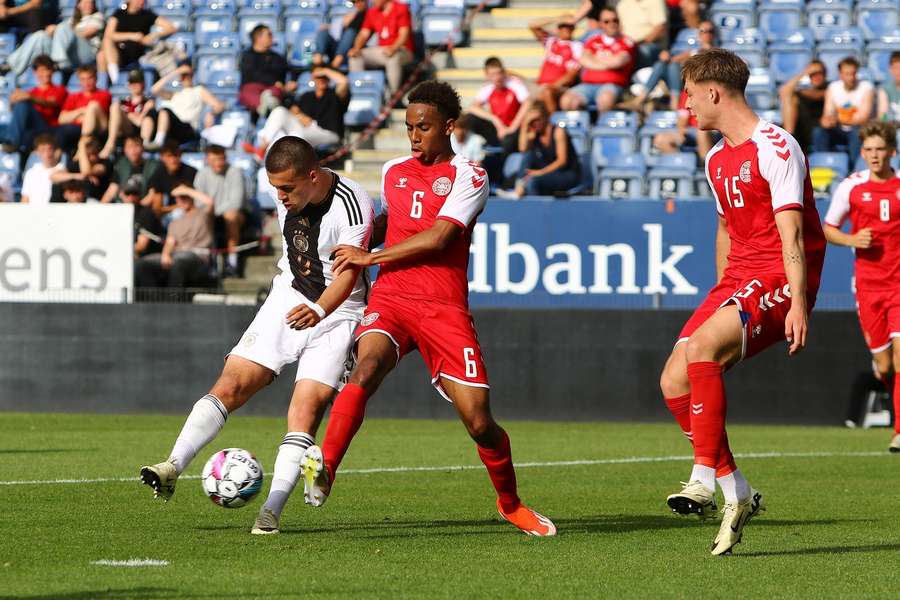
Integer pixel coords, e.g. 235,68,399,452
293,232,309,253
361,312,380,326
243,332,258,347
739,161,752,183
432,176,452,196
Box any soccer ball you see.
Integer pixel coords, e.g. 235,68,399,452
201,448,264,508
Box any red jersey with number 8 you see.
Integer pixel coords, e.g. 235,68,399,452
375,154,489,307
705,120,826,287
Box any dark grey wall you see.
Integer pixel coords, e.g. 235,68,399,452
0,303,870,424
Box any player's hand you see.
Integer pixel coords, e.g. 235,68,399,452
332,244,372,275
852,228,873,249
785,303,808,356
348,47,361,58
286,303,322,330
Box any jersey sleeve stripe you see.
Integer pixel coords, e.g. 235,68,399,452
336,183,364,225
436,215,467,229
772,202,803,214
335,186,360,226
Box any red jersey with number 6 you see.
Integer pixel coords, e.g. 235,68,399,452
824,170,900,292
704,119,826,288
375,154,489,307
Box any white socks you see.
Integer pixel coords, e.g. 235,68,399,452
262,432,315,518
717,468,751,504
690,464,717,493
107,63,119,84
168,394,228,474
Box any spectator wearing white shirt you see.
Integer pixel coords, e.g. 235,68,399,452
813,57,875,160
20,133,66,204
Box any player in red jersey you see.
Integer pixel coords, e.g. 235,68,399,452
658,49,827,555
824,121,900,452
297,80,557,536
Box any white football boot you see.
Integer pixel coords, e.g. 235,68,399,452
139,460,179,501
711,488,766,556
666,480,717,519
300,445,331,507
251,507,280,535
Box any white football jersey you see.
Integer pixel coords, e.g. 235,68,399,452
274,171,375,313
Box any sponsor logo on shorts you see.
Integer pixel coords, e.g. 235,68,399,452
361,312,379,326
432,177,452,196
739,161,752,183
243,332,258,347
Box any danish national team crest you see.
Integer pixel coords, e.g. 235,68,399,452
739,161,752,183
361,312,379,326
432,177,452,196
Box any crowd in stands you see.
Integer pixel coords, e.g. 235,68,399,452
2,0,900,292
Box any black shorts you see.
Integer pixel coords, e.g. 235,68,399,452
161,109,198,144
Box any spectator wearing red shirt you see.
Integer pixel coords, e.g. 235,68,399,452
56,63,112,151
467,56,531,153
1,54,66,154
347,0,414,95
529,17,582,113
560,7,635,113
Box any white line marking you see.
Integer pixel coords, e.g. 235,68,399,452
90,559,169,567
0,450,886,487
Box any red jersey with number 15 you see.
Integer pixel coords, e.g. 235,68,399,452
705,119,826,287
825,169,900,292
375,154,489,307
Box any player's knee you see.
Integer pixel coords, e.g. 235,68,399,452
660,363,687,398
351,354,391,390
212,374,252,408
684,333,719,364
465,415,497,445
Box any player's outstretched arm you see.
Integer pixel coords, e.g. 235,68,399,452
286,265,362,330
333,219,462,274
774,209,808,355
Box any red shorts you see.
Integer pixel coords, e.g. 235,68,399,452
678,273,818,360
354,292,489,399
856,287,900,353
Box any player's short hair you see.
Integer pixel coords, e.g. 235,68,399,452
76,63,97,76
34,132,57,149
838,56,859,71
250,24,270,42
160,140,182,156
682,48,750,94
859,121,897,149
483,56,503,71
32,54,55,71
205,144,226,156
265,135,318,176
407,80,462,121
890,51,900,65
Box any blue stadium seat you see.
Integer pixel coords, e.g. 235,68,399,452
0,97,11,127
867,46,895,82
194,16,236,40
768,48,813,83
287,35,318,69
197,54,239,83
757,5,803,42
648,152,697,199
195,32,241,53
767,27,815,48
181,152,206,171
809,151,850,179
0,33,16,59
349,70,386,97
194,0,238,14
674,28,699,47
0,151,21,177
807,2,852,40
163,15,192,33
857,7,900,41
638,111,678,166
421,7,465,47
745,68,776,110
709,10,755,33
151,0,191,15
344,93,382,127
758,108,783,126
817,49,864,83
551,111,591,132
818,27,865,51
204,70,241,96
723,44,765,68
239,15,278,43
590,126,637,174
598,154,646,200
595,110,639,129
218,109,253,142
285,13,321,37
237,0,281,14
720,27,764,47
169,32,196,58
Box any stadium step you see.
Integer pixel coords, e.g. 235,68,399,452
436,67,540,83
444,46,545,69
472,7,567,29
469,27,587,47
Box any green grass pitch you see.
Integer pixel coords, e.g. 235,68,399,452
1,412,897,599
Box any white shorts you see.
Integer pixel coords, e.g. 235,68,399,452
228,278,361,389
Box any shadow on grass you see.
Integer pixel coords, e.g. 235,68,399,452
0,449,95,454
736,542,900,558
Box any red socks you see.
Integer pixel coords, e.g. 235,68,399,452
477,430,521,513
686,361,727,470
665,391,736,476
894,375,900,435
321,383,369,480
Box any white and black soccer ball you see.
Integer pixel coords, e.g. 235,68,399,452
201,448,264,508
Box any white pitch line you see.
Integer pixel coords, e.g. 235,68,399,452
0,450,886,487
90,559,169,567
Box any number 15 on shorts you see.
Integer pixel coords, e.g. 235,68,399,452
464,347,478,378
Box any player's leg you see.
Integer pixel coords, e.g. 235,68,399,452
857,290,896,449
441,378,556,536
140,356,274,500
891,342,900,451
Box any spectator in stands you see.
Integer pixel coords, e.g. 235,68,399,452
313,0,367,71
615,0,666,71
122,178,164,258
779,60,828,152
101,134,160,203
145,63,225,151
239,25,297,119
60,179,88,203
134,187,215,289
4,0,103,77
193,144,248,277
100,69,155,159
0,0,58,40
560,8,636,114
451,113,487,164
48,136,110,202
877,51,900,124
529,16,582,114
145,141,198,216
245,67,349,157
347,0,414,97
20,133,65,204
0,55,66,154
56,64,112,151
812,57,875,160
467,57,531,153
99,0,176,84
497,102,580,198
637,20,716,111
652,90,714,159
567,0,602,30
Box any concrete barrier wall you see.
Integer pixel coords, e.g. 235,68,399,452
0,303,870,424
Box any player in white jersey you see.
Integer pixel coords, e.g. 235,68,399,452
139,136,375,535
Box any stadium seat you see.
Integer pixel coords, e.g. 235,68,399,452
551,111,591,132
590,126,637,175
647,152,697,199
0,150,19,178
807,1,852,40
757,4,803,42
745,68,776,110
204,71,240,96
194,16,236,41
163,15,192,33
809,151,850,179
197,54,239,83
287,35,318,70
768,48,813,84
239,15,278,43
817,49,864,83
708,0,756,33
271,31,286,54
421,7,465,47
344,93,383,127
151,0,191,15
598,154,646,200
348,70,386,98
818,27,865,51
283,0,327,12
767,27,815,49
284,13,321,37
194,0,238,14
596,110,639,130
723,44,765,68
196,32,241,54
722,28,766,67
237,0,281,15
169,32,196,58
0,33,16,59
638,111,679,165
758,108,783,126
857,6,900,41
181,152,206,171
674,28,700,48
867,46,895,82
